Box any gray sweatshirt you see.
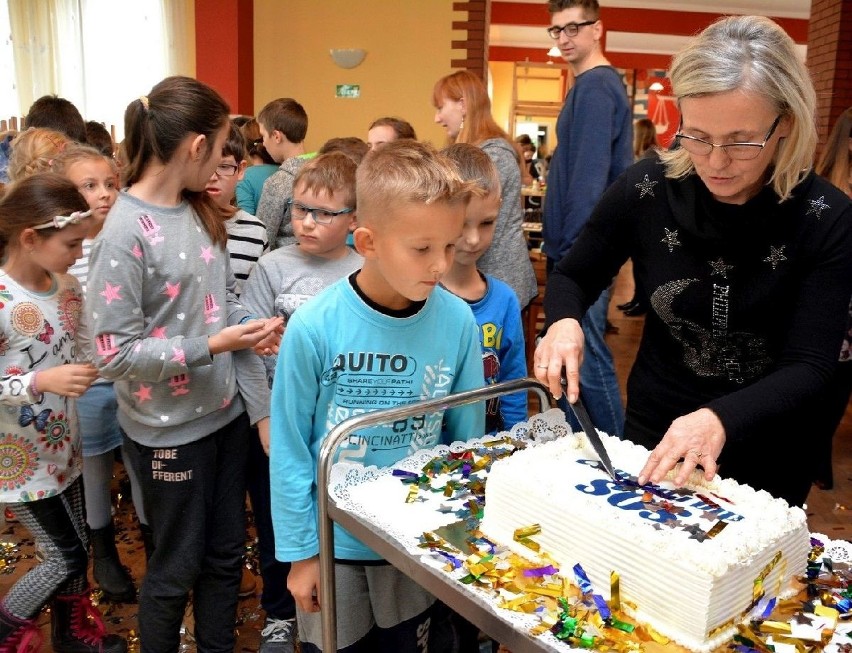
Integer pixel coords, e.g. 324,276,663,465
240,244,363,383
479,137,539,308
87,191,270,447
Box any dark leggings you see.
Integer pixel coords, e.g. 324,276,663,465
2,478,88,619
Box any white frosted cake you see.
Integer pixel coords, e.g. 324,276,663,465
480,423,810,652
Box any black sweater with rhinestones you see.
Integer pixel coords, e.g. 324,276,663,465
545,156,852,489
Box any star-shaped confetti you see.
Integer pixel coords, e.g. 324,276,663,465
684,524,709,542
763,245,787,270
133,384,152,403
100,282,122,305
806,195,829,220
709,257,734,278
199,246,216,265
661,227,681,253
162,281,181,301
698,509,720,521
792,612,814,625
635,174,659,199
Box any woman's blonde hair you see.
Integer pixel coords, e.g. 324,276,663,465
8,128,69,181
660,15,816,201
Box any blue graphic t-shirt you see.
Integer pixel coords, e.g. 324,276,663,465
269,278,485,561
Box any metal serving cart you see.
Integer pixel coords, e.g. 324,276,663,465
317,377,556,653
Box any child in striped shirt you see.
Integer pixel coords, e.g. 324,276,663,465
206,123,269,296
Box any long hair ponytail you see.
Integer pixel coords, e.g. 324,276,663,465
123,76,230,247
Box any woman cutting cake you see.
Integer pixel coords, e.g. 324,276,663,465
534,14,852,507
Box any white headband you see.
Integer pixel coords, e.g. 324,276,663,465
32,209,93,231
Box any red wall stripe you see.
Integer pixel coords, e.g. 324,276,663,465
491,3,808,42
489,45,674,70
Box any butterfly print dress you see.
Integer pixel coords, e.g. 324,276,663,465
0,271,83,503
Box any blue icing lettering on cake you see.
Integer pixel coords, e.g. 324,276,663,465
480,409,810,653
573,459,745,526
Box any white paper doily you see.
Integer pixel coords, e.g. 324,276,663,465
329,410,852,651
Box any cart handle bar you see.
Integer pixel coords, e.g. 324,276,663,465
317,377,552,652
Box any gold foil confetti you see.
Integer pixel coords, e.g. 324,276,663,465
610,571,621,611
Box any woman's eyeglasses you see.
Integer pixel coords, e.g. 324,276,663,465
674,115,782,161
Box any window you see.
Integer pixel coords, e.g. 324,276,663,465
0,1,19,124
2,0,191,140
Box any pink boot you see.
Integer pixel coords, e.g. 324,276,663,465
51,593,127,653
0,604,42,653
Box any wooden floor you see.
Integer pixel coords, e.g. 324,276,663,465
0,262,849,652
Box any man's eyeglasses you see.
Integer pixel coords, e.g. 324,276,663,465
674,115,782,161
288,199,353,225
215,163,240,177
547,20,597,39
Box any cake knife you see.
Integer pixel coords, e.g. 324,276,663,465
569,395,618,481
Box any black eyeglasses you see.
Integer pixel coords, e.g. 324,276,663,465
674,115,782,161
288,199,353,225
547,20,597,39
215,163,240,177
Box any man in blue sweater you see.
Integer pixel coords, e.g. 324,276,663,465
542,0,632,436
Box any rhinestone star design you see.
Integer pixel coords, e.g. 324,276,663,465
805,195,829,219
661,227,682,253
709,257,734,278
763,245,787,270
635,174,658,199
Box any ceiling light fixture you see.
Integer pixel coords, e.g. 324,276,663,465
330,49,367,69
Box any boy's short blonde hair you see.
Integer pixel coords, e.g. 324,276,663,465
356,140,472,224
441,143,501,198
293,151,357,209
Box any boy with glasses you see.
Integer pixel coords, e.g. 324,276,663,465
542,0,632,437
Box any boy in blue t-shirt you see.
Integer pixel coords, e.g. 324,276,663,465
442,143,528,433
241,151,362,652
269,140,485,652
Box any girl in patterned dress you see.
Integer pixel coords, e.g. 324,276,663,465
53,145,144,603
0,173,126,652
